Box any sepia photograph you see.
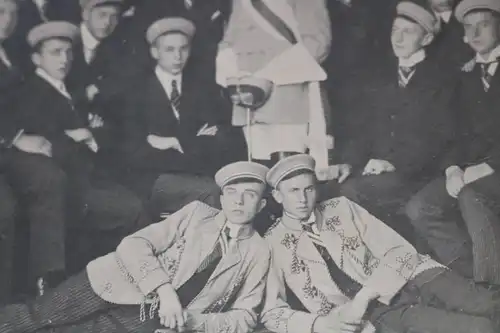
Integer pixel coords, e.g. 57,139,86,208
0,0,499,332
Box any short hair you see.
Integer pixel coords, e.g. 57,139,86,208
220,177,268,196
32,36,73,54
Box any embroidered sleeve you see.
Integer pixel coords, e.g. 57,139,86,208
115,201,199,296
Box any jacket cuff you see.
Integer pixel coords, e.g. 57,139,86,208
137,268,171,296
288,311,319,333
445,165,461,177
364,265,407,305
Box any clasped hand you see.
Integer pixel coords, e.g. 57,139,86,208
362,159,395,176
147,135,184,153
157,284,188,332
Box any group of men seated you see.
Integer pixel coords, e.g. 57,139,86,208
1,0,500,331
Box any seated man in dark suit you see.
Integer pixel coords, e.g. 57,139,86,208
0,0,70,301
407,0,500,286
119,17,245,217
330,0,456,242
9,21,143,293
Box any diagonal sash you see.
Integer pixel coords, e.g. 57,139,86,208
250,0,297,44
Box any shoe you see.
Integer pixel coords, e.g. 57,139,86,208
35,270,66,296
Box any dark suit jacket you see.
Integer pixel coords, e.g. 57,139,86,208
427,15,473,73
0,49,25,152
120,70,243,176
338,57,456,180
121,0,230,82
444,65,500,170
14,74,94,174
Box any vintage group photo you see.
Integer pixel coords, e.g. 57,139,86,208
1,0,500,332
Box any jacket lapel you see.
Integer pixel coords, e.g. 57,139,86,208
207,220,243,283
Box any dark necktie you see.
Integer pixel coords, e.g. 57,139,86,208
170,79,181,111
302,223,363,299
480,61,498,92
398,65,415,88
176,227,229,307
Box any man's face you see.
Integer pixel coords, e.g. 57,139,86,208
391,17,430,58
463,11,500,56
0,0,17,41
84,5,120,40
427,0,454,13
273,173,317,220
151,32,191,75
33,38,73,80
220,182,266,225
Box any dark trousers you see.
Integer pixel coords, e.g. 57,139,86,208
148,173,220,221
406,175,500,284
0,174,16,304
336,172,420,243
6,152,67,278
0,271,162,333
373,267,500,333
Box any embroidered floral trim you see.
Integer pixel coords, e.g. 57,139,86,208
281,230,334,316
203,274,245,313
317,199,340,213
264,218,281,238
267,309,288,332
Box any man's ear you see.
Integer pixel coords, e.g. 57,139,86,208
31,53,41,67
82,8,91,22
150,46,159,60
421,32,434,47
272,189,283,204
257,198,267,213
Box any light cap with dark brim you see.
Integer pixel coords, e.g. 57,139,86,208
80,0,124,11
266,154,316,188
455,0,500,23
27,21,80,48
396,1,440,34
215,161,270,189
146,17,196,45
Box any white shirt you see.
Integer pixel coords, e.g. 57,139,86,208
32,0,48,21
36,68,72,100
81,23,100,64
398,49,426,85
0,45,12,68
437,11,452,23
475,43,500,77
155,65,183,120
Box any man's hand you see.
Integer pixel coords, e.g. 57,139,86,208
196,123,218,136
314,301,367,333
86,84,99,101
464,163,495,185
362,159,395,176
13,134,52,157
147,135,184,153
157,284,186,332
316,164,352,183
445,166,465,198
88,113,104,129
65,128,93,143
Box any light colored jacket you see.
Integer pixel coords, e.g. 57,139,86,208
261,197,443,333
86,201,271,333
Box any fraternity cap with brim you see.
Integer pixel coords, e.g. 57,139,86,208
455,0,500,23
80,0,124,10
146,17,196,45
397,1,440,34
215,162,270,188
266,154,316,188
27,21,80,47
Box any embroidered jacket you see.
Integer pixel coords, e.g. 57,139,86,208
261,196,443,333
86,200,270,333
